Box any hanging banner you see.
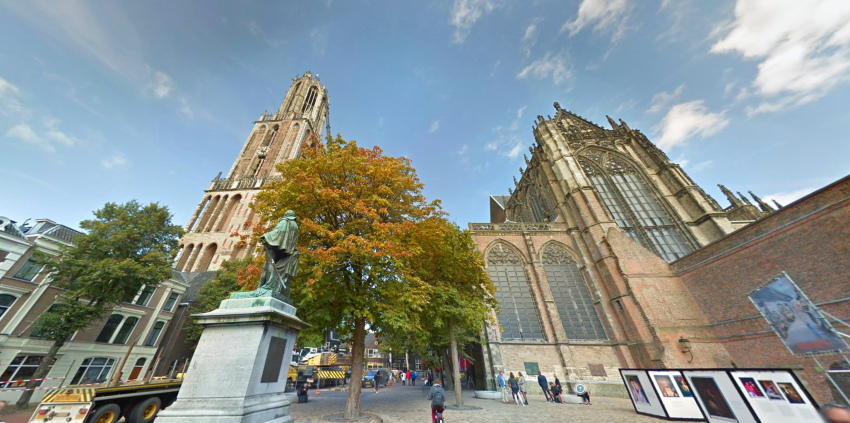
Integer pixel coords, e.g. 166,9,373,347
749,273,847,356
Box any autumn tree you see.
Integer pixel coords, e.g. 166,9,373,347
16,201,183,408
253,135,438,418
404,218,496,406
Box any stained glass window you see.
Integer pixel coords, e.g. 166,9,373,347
541,246,607,340
579,155,693,262
486,244,545,341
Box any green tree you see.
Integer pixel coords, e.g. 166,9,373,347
16,201,183,408
253,135,439,418
405,218,497,406
186,257,253,345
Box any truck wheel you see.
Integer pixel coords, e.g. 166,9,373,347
127,397,162,423
88,404,121,423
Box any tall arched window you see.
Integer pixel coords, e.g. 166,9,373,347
301,86,318,114
541,246,607,340
579,154,693,262
486,244,545,341
112,316,139,344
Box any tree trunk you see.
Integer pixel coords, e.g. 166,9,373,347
17,338,65,409
344,317,367,419
449,319,463,407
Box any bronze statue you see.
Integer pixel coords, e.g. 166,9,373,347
257,210,300,299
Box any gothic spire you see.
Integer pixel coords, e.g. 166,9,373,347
607,115,620,130
737,192,753,206
718,184,742,207
749,191,775,212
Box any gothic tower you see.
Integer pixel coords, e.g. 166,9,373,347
174,71,329,272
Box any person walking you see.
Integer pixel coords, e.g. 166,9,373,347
497,371,510,404
411,370,418,386
373,371,381,393
401,370,407,386
508,372,523,406
517,372,528,405
537,371,552,403
428,382,447,423
406,370,411,385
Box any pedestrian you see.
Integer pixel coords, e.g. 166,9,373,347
537,371,552,403
401,370,407,386
373,370,381,393
297,383,309,403
411,370,418,386
508,372,523,406
428,381,447,423
554,375,565,404
517,372,528,405
550,382,565,403
406,370,411,385
468,365,477,390
497,371,510,404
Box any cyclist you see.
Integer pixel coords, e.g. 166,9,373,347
428,381,446,423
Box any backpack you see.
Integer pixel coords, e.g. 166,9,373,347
432,388,446,407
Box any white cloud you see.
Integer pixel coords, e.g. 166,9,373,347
147,71,175,99
562,0,632,42
690,160,713,171
45,129,75,146
6,123,54,152
311,27,328,55
521,18,542,56
647,84,685,114
101,152,127,169
655,100,729,150
711,0,850,114
179,97,193,117
0,77,23,115
450,0,503,44
244,20,283,47
517,51,572,87
764,187,816,207
486,105,529,159
490,60,501,76
429,119,441,133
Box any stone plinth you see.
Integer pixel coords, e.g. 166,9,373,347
157,297,309,423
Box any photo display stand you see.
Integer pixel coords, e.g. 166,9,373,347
622,368,821,422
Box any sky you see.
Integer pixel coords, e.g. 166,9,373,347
2,0,850,231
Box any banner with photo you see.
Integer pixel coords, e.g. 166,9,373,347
730,370,821,422
620,369,666,419
749,273,848,356
683,370,757,423
648,370,704,419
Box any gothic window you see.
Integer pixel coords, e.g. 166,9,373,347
287,82,302,112
579,155,693,262
301,86,318,114
486,244,545,341
541,246,607,340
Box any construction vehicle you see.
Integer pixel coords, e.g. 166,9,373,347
293,351,351,389
28,379,181,423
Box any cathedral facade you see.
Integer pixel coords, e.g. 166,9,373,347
173,72,328,272
470,103,793,397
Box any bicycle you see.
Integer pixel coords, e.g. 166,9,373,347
434,408,445,423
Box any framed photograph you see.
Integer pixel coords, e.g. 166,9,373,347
627,374,650,404
655,375,680,397
738,377,764,398
691,377,738,422
777,383,805,404
757,380,783,401
675,376,694,397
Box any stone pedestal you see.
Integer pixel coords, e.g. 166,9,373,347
157,297,309,423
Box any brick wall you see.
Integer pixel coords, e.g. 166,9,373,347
673,175,850,403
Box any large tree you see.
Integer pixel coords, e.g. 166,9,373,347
405,218,497,406
253,135,438,418
16,201,183,408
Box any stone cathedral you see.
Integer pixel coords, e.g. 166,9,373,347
173,72,328,272
470,103,784,396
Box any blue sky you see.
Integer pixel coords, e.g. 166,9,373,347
2,0,849,230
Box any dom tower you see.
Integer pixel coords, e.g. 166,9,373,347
174,71,328,272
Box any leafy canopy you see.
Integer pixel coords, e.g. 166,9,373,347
32,200,184,340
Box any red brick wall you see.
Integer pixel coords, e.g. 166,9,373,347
673,176,850,403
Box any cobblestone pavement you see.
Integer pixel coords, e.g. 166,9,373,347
291,383,661,423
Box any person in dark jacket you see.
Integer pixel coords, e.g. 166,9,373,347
537,371,552,402
428,382,446,423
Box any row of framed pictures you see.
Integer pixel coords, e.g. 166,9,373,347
620,368,821,423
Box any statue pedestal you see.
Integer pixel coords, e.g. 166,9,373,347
156,297,309,423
